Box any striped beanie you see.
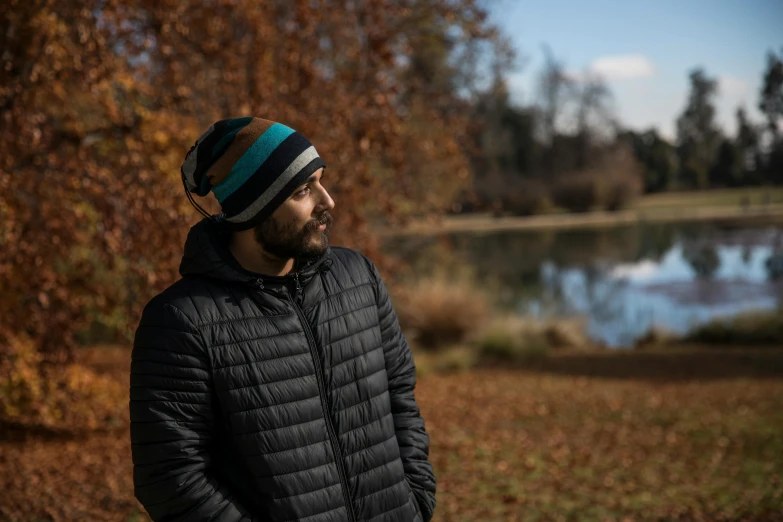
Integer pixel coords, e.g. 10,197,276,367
181,117,326,231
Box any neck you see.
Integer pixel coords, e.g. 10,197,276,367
228,233,295,277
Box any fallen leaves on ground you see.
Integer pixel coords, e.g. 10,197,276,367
1,346,782,521
418,348,783,521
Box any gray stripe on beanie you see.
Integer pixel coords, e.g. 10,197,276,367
181,124,216,193
225,146,320,224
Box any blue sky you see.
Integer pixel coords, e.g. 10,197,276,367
488,0,783,139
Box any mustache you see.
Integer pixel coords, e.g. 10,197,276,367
308,211,333,230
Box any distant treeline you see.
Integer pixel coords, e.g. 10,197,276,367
461,47,783,215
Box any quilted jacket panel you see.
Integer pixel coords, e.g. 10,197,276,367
130,216,436,522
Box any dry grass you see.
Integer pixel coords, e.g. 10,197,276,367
474,316,550,363
393,271,594,370
394,273,490,350
400,297,592,372
413,345,478,377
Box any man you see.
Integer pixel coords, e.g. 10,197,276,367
129,117,436,522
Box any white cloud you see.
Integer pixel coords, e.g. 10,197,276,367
589,54,655,81
610,260,660,281
718,74,751,99
716,74,760,135
562,69,588,83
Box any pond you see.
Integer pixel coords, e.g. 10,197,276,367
382,220,783,347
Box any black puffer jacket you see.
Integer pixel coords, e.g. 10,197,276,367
130,215,436,522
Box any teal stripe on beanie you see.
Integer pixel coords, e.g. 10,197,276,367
212,123,296,203
181,116,326,232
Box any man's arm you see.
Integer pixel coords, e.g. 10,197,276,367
130,298,254,522
366,259,437,522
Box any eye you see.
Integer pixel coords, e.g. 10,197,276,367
295,186,310,197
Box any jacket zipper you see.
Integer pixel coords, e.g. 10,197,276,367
287,272,357,522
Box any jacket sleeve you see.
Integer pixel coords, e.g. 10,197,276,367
367,259,437,522
130,299,255,522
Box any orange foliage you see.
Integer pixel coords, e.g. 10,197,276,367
0,0,501,365
0,336,126,432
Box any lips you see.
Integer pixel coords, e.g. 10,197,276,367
312,213,332,231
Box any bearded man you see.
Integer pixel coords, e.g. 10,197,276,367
129,117,436,522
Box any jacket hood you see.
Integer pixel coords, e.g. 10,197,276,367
179,215,332,286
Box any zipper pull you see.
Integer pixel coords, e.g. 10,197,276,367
288,271,301,302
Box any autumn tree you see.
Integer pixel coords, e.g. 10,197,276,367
0,0,507,400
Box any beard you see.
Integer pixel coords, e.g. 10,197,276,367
253,210,332,260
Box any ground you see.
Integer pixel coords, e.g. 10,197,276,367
384,187,783,236
1,345,782,521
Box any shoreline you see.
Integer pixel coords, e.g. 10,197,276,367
379,204,783,237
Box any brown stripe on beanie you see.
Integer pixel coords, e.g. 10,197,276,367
206,118,276,187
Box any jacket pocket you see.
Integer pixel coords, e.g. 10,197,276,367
406,482,423,521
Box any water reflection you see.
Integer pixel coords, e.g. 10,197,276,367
383,222,783,347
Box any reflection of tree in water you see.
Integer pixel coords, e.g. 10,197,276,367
766,229,783,281
538,262,650,346
682,241,720,279
384,221,783,346
383,223,683,313
636,222,679,262
742,245,753,264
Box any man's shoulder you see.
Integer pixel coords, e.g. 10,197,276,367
137,277,215,329
328,246,377,277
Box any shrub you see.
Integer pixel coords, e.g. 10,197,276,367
394,274,489,351
551,172,601,213
475,316,549,363
551,143,644,213
602,145,644,211
543,318,589,349
634,324,678,349
412,345,477,375
686,310,783,345
504,179,554,216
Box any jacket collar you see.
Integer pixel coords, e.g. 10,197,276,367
179,215,332,287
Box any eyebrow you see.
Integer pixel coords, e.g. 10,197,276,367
304,170,324,184
292,171,324,196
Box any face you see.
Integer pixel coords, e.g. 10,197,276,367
253,168,335,259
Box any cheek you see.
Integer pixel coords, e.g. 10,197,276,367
277,201,311,224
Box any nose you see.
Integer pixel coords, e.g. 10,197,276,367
317,186,335,213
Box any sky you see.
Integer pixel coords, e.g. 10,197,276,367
487,0,783,139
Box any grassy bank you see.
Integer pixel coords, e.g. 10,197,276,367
382,187,783,236
685,310,783,346
636,187,783,210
